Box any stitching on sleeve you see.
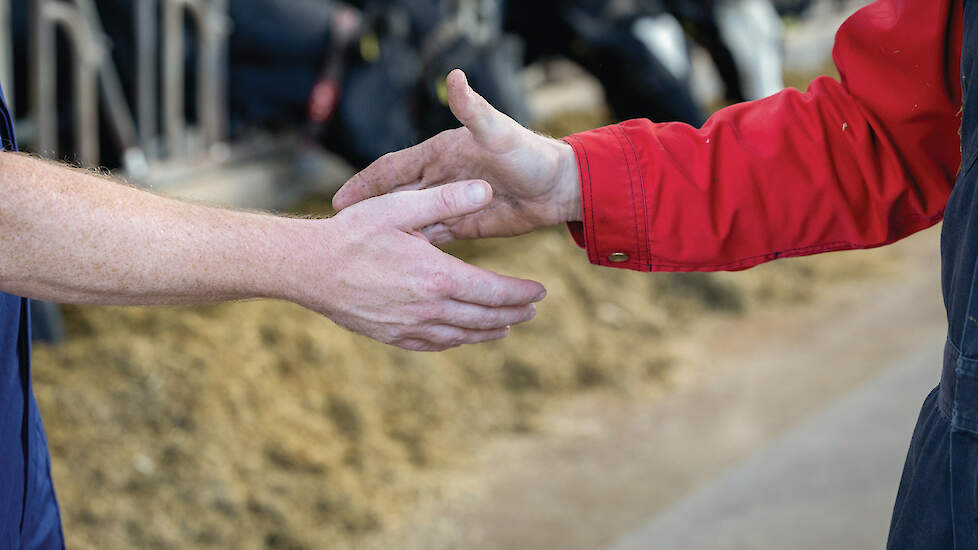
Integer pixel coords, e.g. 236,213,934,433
580,139,598,261
611,126,644,266
620,128,651,268
645,211,943,270
646,242,852,270
567,136,599,263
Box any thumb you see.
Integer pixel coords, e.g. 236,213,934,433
379,180,492,230
446,69,517,144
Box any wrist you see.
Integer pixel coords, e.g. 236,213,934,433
254,216,334,305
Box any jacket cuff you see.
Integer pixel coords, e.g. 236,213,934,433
563,124,650,271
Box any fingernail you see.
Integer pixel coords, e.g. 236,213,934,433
467,182,488,204
533,290,547,302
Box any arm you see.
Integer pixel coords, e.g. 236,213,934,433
564,0,964,271
335,0,963,272
0,153,544,351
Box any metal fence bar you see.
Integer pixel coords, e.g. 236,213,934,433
73,0,142,161
135,0,158,151
29,0,58,158
41,0,101,166
0,0,13,112
30,0,104,165
28,0,227,166
163,0,228,158
199,0,227,148
162,0,184,157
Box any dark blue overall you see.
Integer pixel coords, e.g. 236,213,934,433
0,88,65,549
886,1,978,548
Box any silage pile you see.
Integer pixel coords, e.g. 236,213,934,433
31,223,899,550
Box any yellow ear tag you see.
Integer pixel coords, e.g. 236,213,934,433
360,33,381,63
436,79,449,106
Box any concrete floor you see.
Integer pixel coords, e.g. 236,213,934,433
605,341,939,550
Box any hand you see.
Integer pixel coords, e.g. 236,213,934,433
291,180,546,352
332,69,582,245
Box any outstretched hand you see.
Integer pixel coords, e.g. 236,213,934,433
297,180,546,352
332,69,582,245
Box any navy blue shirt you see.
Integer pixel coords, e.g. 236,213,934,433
0,83,30,538
0,88,64,549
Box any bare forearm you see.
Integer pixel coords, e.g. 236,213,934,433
0,152,545,351
0,152,304,305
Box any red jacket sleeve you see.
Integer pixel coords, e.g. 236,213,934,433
565,0,964,272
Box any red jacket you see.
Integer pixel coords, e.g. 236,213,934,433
566,0,964,272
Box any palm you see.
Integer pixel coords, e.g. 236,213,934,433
420,127,570,242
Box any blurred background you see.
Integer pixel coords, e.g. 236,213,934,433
6,0,949,549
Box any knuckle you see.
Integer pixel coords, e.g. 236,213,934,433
338,204,370,227
402,341,428,352
444,337,467,349
417,135,438,159
423,270,455,296
416,303,445,323
386,327,410,343
390,321,426,341
425,327,465,348
345,208,367,225
431,129,461,152
376,151,398,169
388,336,406,347
396,338,436,352
435,186,460,215
433,129,456,142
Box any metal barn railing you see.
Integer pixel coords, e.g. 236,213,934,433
19,0,229,176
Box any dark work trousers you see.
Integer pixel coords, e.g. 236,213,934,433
0,87,65,549
887,1,978,548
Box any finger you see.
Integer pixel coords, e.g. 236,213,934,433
424,325,511,348
333,140,435,211
394,326,510,352
448,258,547,307
438,302,537,330
391,338,448,351
446,69,519,145
369,180,493,230
420,223,455,245
393,338,441,352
